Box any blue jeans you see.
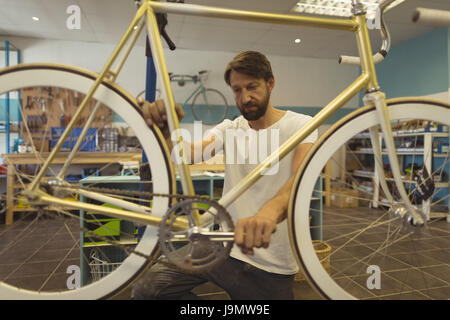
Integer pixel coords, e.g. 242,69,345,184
132,247,295,300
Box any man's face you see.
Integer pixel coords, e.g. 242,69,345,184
229,70,274,121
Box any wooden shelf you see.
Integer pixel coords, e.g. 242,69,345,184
2,152,142,225
2,152,142,165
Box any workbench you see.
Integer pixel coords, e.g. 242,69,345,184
2,152,141,225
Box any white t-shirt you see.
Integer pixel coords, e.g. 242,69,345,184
209,110,318,274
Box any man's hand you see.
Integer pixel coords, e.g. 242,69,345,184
138,98,184,139
234,213,277,255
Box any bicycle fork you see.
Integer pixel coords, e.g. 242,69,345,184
364,91,426,225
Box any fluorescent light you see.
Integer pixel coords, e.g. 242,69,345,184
295,38,302,43
32,16,40,21
291,0,404,18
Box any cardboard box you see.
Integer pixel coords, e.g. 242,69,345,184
330,188,359,208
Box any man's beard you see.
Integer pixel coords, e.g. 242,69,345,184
239,92,270,121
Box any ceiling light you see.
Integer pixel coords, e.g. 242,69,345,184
291,0,405,18
295,38,302,43
32,16,40,21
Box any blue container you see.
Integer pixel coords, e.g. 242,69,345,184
50,127,97,152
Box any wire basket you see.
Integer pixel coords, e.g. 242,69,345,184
294,240,331,282
88,250,122,281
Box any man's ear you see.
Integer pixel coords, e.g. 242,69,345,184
267,77,275,92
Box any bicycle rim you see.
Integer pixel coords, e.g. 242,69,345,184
0,63,174,299
191,88,228,125
289,98,450,300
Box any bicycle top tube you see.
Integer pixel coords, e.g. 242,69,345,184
148,1,358,31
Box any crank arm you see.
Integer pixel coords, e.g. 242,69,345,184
171,230,235,242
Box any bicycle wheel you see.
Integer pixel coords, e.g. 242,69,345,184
191,88,228,125
289,98,450,300
0,63,175,299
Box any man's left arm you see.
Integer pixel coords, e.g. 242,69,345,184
234,142,314,255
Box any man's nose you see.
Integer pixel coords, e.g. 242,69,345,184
240,89,251,104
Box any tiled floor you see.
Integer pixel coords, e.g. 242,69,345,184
320,207,450,300
0,207,449,299
0,214,80,292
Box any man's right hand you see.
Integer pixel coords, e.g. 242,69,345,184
137,98,184,139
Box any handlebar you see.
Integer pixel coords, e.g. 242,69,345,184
339,0,395,66
413,8,450,27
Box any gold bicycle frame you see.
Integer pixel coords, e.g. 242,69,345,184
26,0,389,230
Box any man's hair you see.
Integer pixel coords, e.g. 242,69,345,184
224,51,273,86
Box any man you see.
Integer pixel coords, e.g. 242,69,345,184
133,51,317,300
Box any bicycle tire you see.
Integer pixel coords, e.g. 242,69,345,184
191,88,228,125
0,63,175,299
288,98,450,300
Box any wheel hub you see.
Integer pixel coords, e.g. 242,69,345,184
391,204,426,232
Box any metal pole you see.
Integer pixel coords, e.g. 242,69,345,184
17,48,21,140
5,40,10,153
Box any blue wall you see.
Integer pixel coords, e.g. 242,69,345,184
362,27,449,104
0,98,20,121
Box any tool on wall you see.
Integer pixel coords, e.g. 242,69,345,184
39,97,47,112
25,96,32,110
46,87,54,112
74,91,80,107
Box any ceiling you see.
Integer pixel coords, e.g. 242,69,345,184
0,0,449,60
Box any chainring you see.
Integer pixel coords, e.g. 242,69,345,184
158,198,234,274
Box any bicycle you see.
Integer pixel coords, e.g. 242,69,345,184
0,0,449,300
137,71,229,125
